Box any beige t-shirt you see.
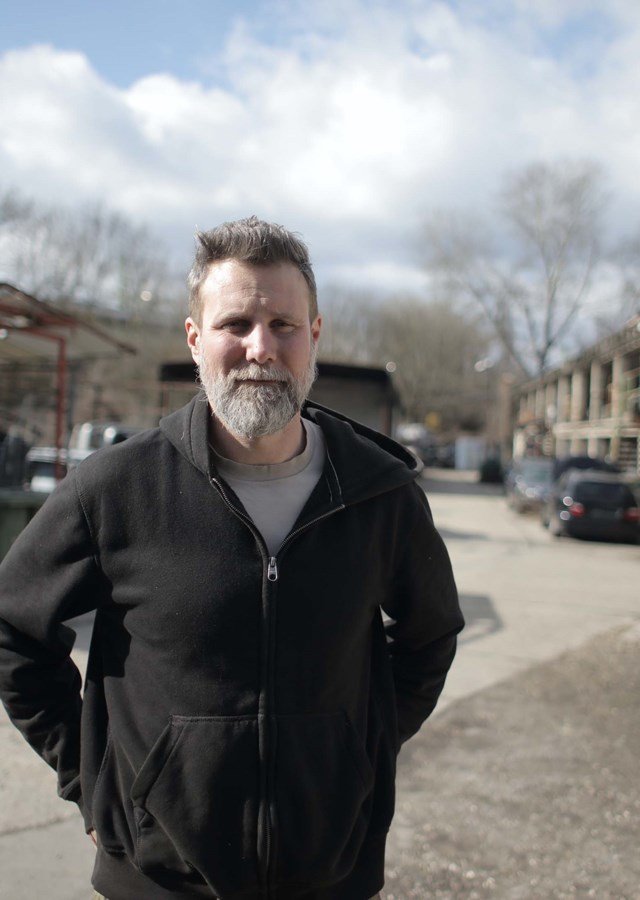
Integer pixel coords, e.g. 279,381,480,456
211,419,326,556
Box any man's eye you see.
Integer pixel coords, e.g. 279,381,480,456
221,320,249,332
272,321,295,331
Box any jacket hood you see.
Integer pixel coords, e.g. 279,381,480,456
302,400,420,503
159,397,420,506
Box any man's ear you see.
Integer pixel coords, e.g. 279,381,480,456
185,317,201,362
311,315,322,346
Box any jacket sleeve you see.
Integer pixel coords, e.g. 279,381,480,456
0,469,106,814
382,482,464,747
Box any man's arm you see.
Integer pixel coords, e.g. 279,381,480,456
0,470,105,813
382,483,464,747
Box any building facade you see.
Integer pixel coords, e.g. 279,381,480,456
514,316,640,473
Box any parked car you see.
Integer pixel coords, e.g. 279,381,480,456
23,422,142,493
479,457,504,484
541,470,640,543
505,457,555,514
395,423,436,466
434,443,455,468
552,454,620,482
68,421,142,466
24,447,68,493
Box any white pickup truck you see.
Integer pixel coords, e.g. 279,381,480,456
25,421,142,492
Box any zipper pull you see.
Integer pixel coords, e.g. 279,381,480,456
267,557,278,582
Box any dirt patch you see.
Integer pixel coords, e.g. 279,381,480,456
384,624,640,899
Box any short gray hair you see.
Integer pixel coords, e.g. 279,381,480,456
188,216,317,322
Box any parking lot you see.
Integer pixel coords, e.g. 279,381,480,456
424,468,639,711
1,468,639,898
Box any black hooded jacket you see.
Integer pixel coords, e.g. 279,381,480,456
0,398,463,900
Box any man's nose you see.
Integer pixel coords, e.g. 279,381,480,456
244,324,276,364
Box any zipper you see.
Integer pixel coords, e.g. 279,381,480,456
271,505,344,577
261,503,345,896
263,504,345,583
210,476,274,888
210,475,345,893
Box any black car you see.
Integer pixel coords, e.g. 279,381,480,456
542,470,640,543
552,454,620,481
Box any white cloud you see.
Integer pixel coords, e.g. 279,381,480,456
1,1,640,295
324,261,430,295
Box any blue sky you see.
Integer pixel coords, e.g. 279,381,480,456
1,0,620,86
1,0,640,296
1,0,266,86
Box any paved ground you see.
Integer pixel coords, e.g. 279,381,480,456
380,470,640,899
385,622,640,900
1,468,638,898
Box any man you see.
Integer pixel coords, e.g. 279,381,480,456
0,217,463,900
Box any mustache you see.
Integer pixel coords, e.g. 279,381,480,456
230,364,294,384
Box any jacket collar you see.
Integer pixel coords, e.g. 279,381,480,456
159,396,418,506
302,401,418,505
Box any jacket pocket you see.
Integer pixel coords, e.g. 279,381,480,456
273,712,375,887
91,735,132,855
130,715,260,897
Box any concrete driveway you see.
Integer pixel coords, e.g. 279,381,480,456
426,468,640,710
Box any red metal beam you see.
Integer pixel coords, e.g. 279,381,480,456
0,299,78,328
9,326,68,479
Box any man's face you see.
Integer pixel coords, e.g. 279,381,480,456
185,260,322,440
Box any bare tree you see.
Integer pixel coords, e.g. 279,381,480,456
367,297,491,428
0,189,180,320
600,230,640,333
0,189,34,228
320,286,491,430
319,288,382,364
423,160,607,378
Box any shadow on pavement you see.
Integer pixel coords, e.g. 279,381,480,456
421,469,505,498
437,526,489,542
458,593,503,644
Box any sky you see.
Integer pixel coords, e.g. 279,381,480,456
2,0,640,295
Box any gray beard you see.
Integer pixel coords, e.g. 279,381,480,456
198,350,318,440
